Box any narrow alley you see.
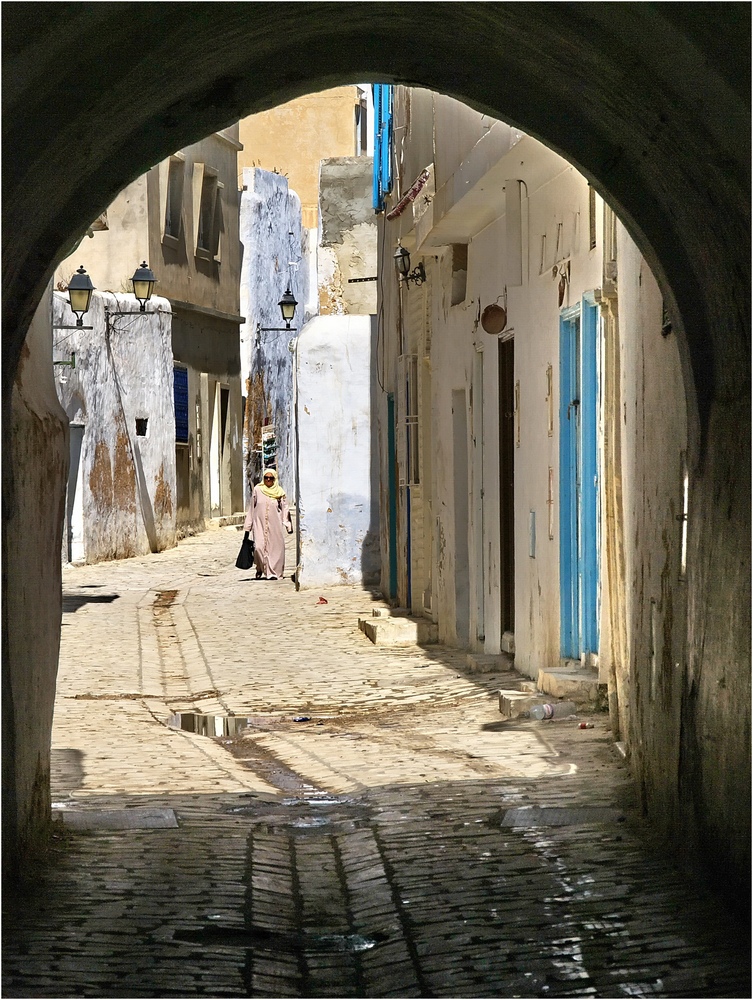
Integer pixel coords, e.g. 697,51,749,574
2,527,748,999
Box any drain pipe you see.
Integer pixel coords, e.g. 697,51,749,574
289,330,302,591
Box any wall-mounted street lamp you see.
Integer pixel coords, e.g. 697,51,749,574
105,262,159,325
259,287,299,334
393,245,426,287
277,288,298,330
131,261,157,311
66,265,95,327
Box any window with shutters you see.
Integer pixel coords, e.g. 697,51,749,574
174,366,189,444
194,165,224,263
164,156,185,245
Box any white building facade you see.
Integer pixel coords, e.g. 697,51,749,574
375,87,689,745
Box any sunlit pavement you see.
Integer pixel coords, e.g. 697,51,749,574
3,526,749,998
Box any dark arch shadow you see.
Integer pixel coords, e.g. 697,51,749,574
2,2,750,896
3,4,750,439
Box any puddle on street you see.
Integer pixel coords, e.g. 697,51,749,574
165,712,329,795
167,713,254,738
173,925,385,952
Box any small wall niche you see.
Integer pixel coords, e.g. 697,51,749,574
450,243,468,305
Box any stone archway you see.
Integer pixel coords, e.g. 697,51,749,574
3,5,749,886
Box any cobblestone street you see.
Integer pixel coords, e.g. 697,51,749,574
3,526,749,998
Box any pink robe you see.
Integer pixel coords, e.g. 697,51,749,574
244,484,292,579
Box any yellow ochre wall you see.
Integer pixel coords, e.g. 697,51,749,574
238,87,360,229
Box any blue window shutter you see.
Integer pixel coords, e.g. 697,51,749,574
382,85,392,198
372,84,393,212
174,366,188,443
373,85,382,211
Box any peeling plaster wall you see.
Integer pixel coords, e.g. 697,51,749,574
617,229,694,853
53,292,176,563
296,315,379,588
4,284,68,867
318,158,377,315
239,167,310,506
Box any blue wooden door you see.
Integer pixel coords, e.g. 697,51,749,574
580,298,600,654
559,298,599,658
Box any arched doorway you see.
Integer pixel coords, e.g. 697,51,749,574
3,5,749,888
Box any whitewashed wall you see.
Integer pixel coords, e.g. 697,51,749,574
239,167,310,506
295,315,379,588
53,291,176,563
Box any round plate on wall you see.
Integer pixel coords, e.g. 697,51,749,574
481,303,507,334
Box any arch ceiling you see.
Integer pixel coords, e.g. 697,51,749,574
3,3,750,432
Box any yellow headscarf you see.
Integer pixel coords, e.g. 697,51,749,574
259,468,286,499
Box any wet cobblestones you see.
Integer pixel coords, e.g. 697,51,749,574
3,527,750,998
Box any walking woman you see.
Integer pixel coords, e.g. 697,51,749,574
244,468,293,580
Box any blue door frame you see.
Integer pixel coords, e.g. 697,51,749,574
559,296,600,659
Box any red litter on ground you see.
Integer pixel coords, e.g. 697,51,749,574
579,722,595,729
316,597,328,605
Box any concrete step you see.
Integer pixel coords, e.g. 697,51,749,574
466,652,515,674
536,667,605,706
499,690,544,718
358,615,438,646
208,513,246,529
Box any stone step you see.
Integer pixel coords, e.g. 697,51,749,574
498,690,544,718
466,652,515,674
536,667,605,705
358,615,438,646
209,513,246,529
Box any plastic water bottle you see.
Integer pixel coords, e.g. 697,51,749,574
528,701,577,720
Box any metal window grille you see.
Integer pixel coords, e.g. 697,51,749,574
398,355,420,487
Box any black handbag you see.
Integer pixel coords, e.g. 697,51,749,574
235,532,255,570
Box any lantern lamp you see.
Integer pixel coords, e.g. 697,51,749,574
131,261,156,311
393,245,411,277
278,287,298,329
393,245,425,286
67,265,95,326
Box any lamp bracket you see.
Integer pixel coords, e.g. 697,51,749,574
401,261,426,286
54,324,93,330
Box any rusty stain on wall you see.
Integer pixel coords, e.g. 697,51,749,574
89,440,113,509
113,431,137,514
246,369,269,486
154,463,173,520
